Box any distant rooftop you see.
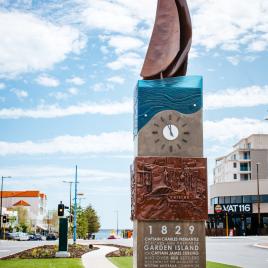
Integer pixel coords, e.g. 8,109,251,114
2,190,47,199
233,134,268,148
13,200,31,206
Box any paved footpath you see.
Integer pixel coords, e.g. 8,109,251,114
82,245,119,268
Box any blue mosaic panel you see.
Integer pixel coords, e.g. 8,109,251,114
134,76,203,136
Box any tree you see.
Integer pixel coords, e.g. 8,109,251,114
76,206,88,239
84,205,100,235
49,210,59,232
10,207,31,232
75,204,100,238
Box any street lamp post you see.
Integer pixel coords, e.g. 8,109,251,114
0,176,12,238
73,165,78,244
256,163,261,235
62,180,74,222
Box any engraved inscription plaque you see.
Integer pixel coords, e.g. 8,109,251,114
134,221,206,268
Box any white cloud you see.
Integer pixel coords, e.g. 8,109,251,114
68,87,78,95
0,99,132,119
205,85,268,110
0,11,86,77
107,52,143,72
0,83,5,90
36,74,60,87
0,165,128,182
2,82,268,118
226,55,257,66
226,56,240,66
75,0,268,56
10,88,28,100
91,82,114,92
189,0,268,53
107,76,125,84
49,92,68,100
49,87,78,100
204,118,268,142
0,131,133,155
78,0,156,35
106,35,144,54
66,76,85,86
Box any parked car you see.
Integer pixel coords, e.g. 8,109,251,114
28,234,44,241
13,232,29,241
46,233,57,240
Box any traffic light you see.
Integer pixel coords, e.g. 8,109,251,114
58,202,65,217
2,215,7,223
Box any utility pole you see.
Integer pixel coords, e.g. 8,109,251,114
256,163,261,235
73,165,78,244
115,210,119,236
0,176,11,238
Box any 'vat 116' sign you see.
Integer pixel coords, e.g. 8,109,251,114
214,203,252,214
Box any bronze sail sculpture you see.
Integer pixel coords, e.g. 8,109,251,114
141,0,192,80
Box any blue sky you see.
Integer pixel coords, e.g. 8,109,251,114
1,0,268,229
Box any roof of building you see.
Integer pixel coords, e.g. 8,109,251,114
233,134,268,148
2,191,47,199
13,200,31,206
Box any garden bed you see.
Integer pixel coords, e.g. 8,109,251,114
106,246,133,257
2,244,96,259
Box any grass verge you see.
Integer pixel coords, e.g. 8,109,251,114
0,258,83,268
109,257,240,268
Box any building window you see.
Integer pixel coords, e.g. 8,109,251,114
233,174,237,180
219,197,225,204
263,217,268,228
241,174,249,181
233,154,236,160
243,195,252,203
243,152,250,160
231,196,242,203
240,163,249,171
251,195,258,203
260,195,268,203
224,196,231,204
233,162,237,168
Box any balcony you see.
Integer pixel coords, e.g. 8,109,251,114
240,163,251,173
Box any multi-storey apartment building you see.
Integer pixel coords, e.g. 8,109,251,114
208,134,268,236
2,190,48,232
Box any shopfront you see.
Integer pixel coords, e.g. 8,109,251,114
207,202,268,236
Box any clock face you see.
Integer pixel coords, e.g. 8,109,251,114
151,113,190,153
163,124,179,141
135,109,203,157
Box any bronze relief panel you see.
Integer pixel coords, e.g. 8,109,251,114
132,157,208,221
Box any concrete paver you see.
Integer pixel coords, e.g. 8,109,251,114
82,245,118,268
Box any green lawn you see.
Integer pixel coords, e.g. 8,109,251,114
109,257,240,268
0,259,83,268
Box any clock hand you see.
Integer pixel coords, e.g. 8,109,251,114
168,124,174,137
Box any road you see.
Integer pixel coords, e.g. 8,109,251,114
0,236,268,268
0,240,56,259
206,236,268,268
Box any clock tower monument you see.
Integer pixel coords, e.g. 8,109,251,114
131,1,208,268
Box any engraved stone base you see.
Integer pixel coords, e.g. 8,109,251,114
133,220,206,268
55,251,70,258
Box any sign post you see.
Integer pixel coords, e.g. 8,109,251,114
225,212,229,237
56,202,70,258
